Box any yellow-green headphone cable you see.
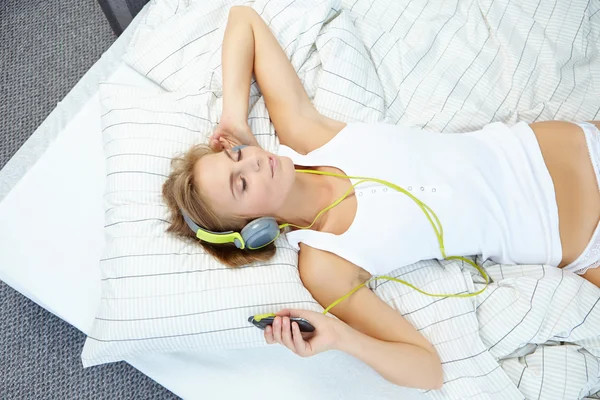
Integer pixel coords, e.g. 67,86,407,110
280,169,490,315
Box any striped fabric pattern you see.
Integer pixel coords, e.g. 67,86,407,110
83,0,600,398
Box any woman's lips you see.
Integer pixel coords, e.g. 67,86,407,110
269,157,275,177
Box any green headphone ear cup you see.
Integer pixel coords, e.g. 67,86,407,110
240,217,280,249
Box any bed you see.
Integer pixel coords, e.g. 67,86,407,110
1,0,599,399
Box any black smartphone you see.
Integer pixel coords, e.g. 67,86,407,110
248,315,315,333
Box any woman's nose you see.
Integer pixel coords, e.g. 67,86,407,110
244,155,260,173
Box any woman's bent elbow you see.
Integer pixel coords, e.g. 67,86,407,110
432,369,444,390
389,353,443,391
419,364,443,391
430,354,444,390
420,362,444,391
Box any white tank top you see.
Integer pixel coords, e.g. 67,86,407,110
279,122,562,276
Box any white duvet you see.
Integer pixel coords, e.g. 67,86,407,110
121,0,600,398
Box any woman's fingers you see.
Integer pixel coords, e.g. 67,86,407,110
291,322,309,356
272,316,283,344
208,134,223,151
275,309,291,317
270,317,300,354
264,325,275,344
280,317,296,352
219,137,231,150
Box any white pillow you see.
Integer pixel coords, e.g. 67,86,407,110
80,83,323,367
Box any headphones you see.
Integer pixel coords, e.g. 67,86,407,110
180,144,490,302
181,212,282,250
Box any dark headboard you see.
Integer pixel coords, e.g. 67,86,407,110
97,0,150,36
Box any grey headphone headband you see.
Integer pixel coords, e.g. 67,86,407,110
180,208,234,235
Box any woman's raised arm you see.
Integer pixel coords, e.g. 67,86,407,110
219,6,345,154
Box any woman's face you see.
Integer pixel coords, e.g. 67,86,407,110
194,145,295,221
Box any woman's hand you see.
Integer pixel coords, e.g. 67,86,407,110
209,119,259,151
264,309,349,357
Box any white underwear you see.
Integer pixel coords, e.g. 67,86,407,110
562,122,600,275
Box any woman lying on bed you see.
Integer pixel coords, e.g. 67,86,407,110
162,6,600,391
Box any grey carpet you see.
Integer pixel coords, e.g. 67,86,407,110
0,0,180,398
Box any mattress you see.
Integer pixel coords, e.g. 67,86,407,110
0,6,424,400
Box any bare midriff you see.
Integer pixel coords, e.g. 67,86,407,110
530,121,600,267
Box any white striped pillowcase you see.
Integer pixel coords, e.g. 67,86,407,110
80,83,321,367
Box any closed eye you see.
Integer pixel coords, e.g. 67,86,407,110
235,149,247,192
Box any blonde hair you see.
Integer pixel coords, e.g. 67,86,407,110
162,144,277,267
